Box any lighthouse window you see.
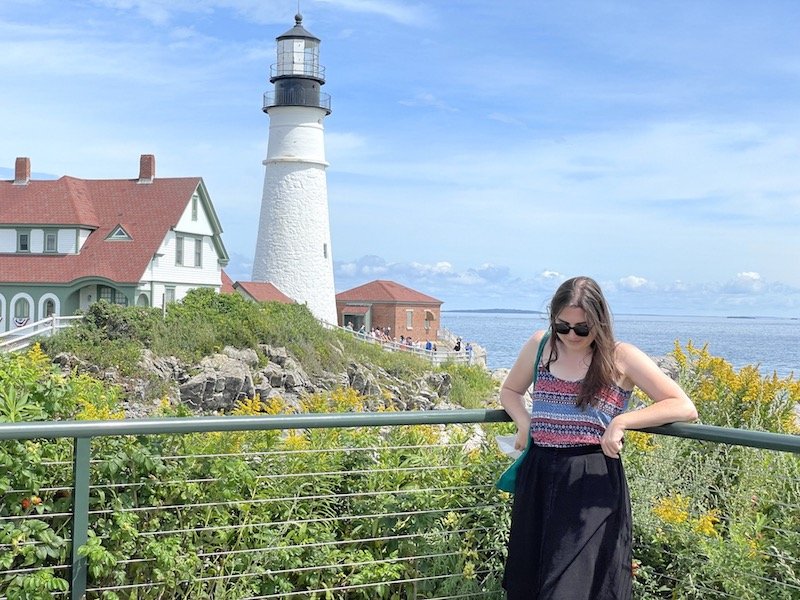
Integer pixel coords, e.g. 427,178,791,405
323,243,328,259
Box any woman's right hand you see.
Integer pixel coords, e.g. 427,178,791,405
514,428,529,451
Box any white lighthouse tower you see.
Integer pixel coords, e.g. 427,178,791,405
252,14,337,324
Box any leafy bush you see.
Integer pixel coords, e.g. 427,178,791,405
625,343,800,598
40,289,495,402
6,329,799,598
440,362,499,409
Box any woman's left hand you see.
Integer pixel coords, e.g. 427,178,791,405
601,417,626,459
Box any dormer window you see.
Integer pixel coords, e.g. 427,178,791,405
17,231,30,253
106,225,132,241
191,195,199,221
44,231,57,253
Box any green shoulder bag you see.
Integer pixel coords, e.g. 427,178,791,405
495,331,549,493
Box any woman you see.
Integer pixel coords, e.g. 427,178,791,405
501,276,697,600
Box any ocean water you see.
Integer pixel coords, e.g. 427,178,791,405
440,312,800,378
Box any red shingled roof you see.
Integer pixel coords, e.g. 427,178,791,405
336,280,441,304
234,281,295,304
0,175,201,284
220,270,236,294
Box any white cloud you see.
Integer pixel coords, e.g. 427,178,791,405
724,271,766,294
399,92,459,113
539,270,564,281
619,275,650,290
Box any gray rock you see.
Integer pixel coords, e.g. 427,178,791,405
223,346,259,367
347,363,382,397
425,372,452,398
261,345,288,366
138,350,187,383
179,353,255,412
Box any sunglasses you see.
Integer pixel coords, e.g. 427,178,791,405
554,322,592,337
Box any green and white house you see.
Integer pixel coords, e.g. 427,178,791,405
0,154,229,332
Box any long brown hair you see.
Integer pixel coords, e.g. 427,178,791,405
545,276,619,408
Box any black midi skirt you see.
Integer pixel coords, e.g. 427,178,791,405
502,443,632,600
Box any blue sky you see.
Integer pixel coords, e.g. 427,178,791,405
2,0,799,316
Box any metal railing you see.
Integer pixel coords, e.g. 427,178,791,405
332,323,471,365
263,90,331,112
0,411,798,599
0,315,82,352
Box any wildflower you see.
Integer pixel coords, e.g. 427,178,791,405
692,510,720,537
652,494,689,525
283,430,309,450
626,431,655,452
462,561,476,579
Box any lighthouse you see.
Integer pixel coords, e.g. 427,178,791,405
252,14,337,324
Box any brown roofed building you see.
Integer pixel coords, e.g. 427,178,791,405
336,280,442,343
0,155,229,332
232,280,295,304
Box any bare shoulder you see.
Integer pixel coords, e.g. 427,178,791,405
614,341,686,400
501,329,549,393
614,341,649,365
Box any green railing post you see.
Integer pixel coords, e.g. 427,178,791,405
71,437,91,600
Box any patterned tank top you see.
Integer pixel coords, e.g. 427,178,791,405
529,366,632,447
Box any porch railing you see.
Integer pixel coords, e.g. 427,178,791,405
0,315,83,352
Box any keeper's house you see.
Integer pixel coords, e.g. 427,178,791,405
0,155,229,332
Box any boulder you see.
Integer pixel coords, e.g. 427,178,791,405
222,346,259,367
260,345,288,366
138,349,187,383
283,357,312,391
425,372,452,398
179,353,255,412
347,363,382,397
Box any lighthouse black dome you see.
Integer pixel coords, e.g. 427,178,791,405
277,13,320,42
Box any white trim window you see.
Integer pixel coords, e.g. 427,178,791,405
194,238,202,268
13,298,31,327
17,231,30,253
44,231,57,253
406,309,413,330
175,234,184,266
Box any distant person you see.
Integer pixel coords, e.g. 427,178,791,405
500,276,697,599
345,321,353,330
453,337,462,352
425,339,433,351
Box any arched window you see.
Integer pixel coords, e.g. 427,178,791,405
98,285,129,306
44,299,56,317
137,294,149,307
13,298,31,327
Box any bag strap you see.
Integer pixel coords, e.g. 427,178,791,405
532,330,550,389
